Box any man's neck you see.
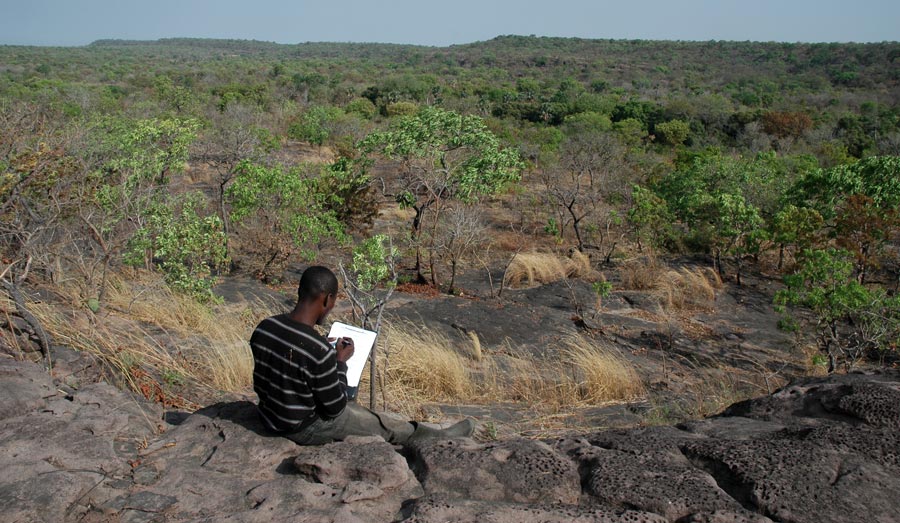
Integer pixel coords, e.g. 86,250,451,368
287,305,318,328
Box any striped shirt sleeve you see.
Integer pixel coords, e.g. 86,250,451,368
307,347,348,419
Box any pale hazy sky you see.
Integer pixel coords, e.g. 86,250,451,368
1,0,897,47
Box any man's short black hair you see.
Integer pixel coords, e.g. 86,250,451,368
298,266,338,302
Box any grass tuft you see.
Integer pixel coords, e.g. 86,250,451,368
503,251,596,288
378,320,474,403
620,258,721,312
656,267,721,311
468,330,483,362
561,336,646,402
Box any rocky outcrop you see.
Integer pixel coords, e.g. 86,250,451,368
1,356,899,522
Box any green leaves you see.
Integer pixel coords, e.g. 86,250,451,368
792,156,900,218
287,105,343,146
225,159,348,276
361,106,524,204
350,235,397,292
125,192,227,301
100,116,200,186
775,248,900,370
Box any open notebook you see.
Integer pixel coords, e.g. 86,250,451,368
326,321,377,388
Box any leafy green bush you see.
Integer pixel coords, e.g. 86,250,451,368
655,119,691,146
287,105,343,145
125,192,227,301
226,160,347,280
775,248,900,371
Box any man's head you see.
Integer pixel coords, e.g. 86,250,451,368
296,266,339,325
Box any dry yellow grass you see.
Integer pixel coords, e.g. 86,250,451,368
620,257,722,312
29,270,646,426
567,249,594,279
561,336,646,402
377,319,474,403
468,331,483,362
619,256,667,290
31,273,267,396
363,319,645,418
503,251,597,288
656,267,722,311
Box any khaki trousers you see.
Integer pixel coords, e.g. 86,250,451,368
284,402,415,445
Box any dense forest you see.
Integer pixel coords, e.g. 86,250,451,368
2,35,899,378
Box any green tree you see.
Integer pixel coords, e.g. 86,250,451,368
346,97,377,120
628,184,673,253
834,194,900,283
225,160,347,280
360,107,523,284
80,116,200,301
790,156,900,279
655,119,691,146
338,234,399,409
770,204,824,270
653,151,783,283
792,156,900,218
288,105,343,146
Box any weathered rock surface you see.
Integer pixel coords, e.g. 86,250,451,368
1,356,899,522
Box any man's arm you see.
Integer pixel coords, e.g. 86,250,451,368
308,338,354,418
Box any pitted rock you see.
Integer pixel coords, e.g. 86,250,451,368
786,421,900,469
578,425,704,456
292,435,418,491
833,382,900,428
412,437,580,504
397,493,669,523
680,511,774,523
676,416,786,440
573,444,755,521
683,436,900,523
722,371,900,427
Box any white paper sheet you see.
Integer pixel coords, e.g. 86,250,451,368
327,321,377,387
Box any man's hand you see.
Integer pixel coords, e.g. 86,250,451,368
334,337,355,362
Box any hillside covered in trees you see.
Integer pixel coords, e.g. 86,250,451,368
1,36,899,408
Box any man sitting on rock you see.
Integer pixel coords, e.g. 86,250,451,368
250,265,474,446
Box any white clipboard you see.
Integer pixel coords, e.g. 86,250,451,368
327,321,377,387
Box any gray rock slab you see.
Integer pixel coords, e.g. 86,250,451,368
684,436,900,523
293,435,419,491
411,438,581,505
0,357,56,420
397,494,670,523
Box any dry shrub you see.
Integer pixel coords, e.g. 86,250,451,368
492,229,527,252
503,251,595,288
